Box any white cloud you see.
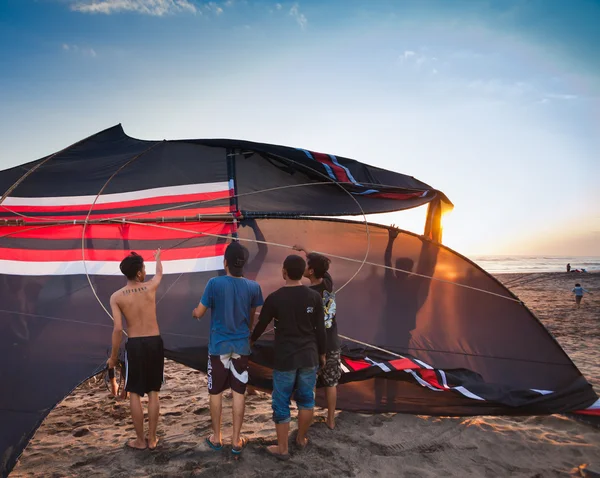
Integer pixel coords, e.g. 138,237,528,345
204,2,223,14
403,50,416,59
275,2,282,9
70,0,197,16
224,0,233,5
61,43,97,57
547,93,578,100
289,3,307,30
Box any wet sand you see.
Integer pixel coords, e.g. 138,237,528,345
10,272,600,477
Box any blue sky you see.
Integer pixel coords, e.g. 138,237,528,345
0,0,599,256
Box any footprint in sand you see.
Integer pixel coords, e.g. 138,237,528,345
164,411,183,417
72,427,92,437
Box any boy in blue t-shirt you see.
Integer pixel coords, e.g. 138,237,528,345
192,241,264,455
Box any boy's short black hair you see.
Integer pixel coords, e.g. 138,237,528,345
575,283,581,287
225,241,249,277
120,252,144,280
283,254,306,281
306,252,331,279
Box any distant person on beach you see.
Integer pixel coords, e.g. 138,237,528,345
567,263,571,272
250,254,326,460
192,241,264,456
294,244,340,430
572,283,592,308
107,249,164,451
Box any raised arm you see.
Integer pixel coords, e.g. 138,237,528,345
107,293,124,369
245,219,268,274
148,248,163,289
293,244,309,256
384,226,399,280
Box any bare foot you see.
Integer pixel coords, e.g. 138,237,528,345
266,444,290,460
295,435,309,449
326,416,335,430
147,436,159,450
119,389,129,400
109,378,118,397
126,438,147,450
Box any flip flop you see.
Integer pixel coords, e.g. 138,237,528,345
266,446,290,461
231,437,248,456
205,436,222,451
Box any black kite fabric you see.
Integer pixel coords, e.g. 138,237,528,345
0,126,597,477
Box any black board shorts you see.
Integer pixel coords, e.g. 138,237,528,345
124,335,164,397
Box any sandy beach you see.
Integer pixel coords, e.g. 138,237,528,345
10,272,600,477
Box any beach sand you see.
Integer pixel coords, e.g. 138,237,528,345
10,272,600,477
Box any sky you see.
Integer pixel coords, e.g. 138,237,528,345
0,0,599,257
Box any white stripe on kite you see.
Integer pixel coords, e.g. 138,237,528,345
3,182,231,207
585,399,600,410
438,370,450,389
365,357,392,373
531,389,553,395
453,386,485,401
413,358,434,370
406,370,443,392
0,256,224,276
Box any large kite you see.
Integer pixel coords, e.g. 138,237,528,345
0,125,598,476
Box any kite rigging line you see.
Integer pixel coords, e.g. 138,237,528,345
0,181,335,223
80,141,162,323
74,147,372,332
109,218,522,304
0,137,520,362
0,128,114,207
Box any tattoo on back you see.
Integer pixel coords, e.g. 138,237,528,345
123,286,148,295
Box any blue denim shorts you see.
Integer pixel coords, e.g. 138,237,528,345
272,366,318,424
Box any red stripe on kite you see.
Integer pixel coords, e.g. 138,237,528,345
311,152,351,183
572,409,600,416
0,244,227,262
2,190,232,214
419,369,445,390
0,205,232,222
365,191,427,200
342,358,372,372
0,222,234,241
388,358,421,370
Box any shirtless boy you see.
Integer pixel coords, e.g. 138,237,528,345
107,249,164,450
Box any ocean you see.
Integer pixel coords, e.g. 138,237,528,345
468,256,600,274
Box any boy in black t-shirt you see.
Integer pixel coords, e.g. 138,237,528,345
294,245,340,430
251,255,326,460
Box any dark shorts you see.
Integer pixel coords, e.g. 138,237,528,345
125,335,164,397
207,353,249,395
318,349,342,387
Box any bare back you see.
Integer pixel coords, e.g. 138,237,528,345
112,282,160,337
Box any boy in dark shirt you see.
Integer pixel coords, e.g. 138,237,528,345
294,245,340,429
250,255,326,460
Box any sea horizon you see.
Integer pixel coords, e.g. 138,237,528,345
469,255,600,274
